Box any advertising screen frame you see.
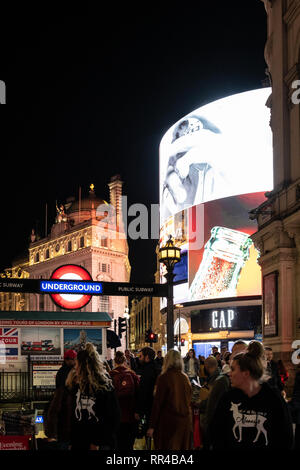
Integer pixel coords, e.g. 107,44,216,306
159,88,273,306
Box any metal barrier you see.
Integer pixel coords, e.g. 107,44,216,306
0,370,54,403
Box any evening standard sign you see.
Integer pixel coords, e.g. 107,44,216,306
0,279,168,297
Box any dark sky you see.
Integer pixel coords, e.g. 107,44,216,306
0,1,268,283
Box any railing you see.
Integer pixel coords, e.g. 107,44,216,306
0,370,54,403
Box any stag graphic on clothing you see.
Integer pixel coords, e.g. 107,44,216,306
75,390,99,422
230,402,268,445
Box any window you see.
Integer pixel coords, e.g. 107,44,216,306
67,240,72,252
35,252,40,263
80,236,84,248
39,295,44,311
101,236,108,247
45,249,50,259
99,295,109,312
102,264,106,272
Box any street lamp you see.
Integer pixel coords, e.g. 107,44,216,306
159,235,181,351
175,304,183,352
124,306,130,349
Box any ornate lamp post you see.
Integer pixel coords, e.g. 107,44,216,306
176,304,183,352
124,306,130,349
159,236,181,351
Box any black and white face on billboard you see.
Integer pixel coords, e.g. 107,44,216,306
160,88,273,225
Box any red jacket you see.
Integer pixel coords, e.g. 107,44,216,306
109,366,140,423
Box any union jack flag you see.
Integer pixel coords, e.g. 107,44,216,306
0,328,18,337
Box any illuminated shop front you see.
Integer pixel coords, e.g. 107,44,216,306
189,300,262,357
159,88,273,351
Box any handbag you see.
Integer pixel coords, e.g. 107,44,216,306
136,416,147,439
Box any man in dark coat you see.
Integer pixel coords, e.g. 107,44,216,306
55,349,77,388
289,368,300,449
125,349,137,372
154,351,164,373
134,347,160,431
264,347,284,393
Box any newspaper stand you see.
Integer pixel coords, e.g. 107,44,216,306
0,410,38,450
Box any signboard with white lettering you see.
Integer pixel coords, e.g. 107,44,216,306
191,305,261,333
32,364,60,388
0,278,168,298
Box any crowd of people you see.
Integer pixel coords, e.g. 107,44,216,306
44,341,300,451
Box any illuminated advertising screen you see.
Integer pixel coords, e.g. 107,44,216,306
159,88,273,304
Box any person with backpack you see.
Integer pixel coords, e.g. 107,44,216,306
44,368,77,450
109,351,140,450
67,343,120,451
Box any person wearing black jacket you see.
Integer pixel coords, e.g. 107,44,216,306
55,349,77,388
289,367,300,449
211,341,293,450
154,351,164,373
68,343,120,451
264,347,284,393
134,347,160,431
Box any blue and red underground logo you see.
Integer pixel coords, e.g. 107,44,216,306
40,265,102,310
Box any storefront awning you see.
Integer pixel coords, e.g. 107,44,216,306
0,311,112,327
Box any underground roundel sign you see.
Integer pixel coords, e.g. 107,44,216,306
50,264,92,310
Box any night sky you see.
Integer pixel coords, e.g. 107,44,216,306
0,2,268,283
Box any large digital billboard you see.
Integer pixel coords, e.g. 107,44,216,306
159,88,273,304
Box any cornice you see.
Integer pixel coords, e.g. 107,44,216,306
258,247,297,269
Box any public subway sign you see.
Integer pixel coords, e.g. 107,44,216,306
0,264,168,309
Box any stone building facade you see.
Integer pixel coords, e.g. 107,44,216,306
0,176,130,352
251,1,300,379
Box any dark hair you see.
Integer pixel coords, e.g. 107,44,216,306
264,347,272,351
232,340,247,347
233,341,265,381
115,351,126,365
141,346,155,362
223,351,231,363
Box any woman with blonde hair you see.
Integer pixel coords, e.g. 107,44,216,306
147,349,192,450
68,343,120,450
210,341,293,449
